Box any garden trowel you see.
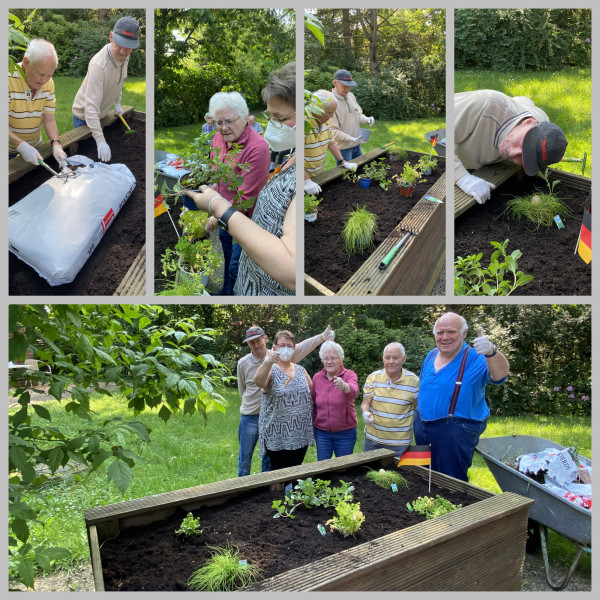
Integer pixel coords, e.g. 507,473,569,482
117,113,135,135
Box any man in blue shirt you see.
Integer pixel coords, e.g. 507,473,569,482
414,311,510,481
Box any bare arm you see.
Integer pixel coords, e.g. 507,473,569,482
254,358,273,391
327,139,345,163
42,112,60,142
487,350,510,382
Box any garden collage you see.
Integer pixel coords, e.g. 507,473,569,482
6,4,594,594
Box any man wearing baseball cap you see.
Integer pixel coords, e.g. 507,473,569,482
330,69,375,165
236,324,335,477
454,89,567,204
72,16,141,162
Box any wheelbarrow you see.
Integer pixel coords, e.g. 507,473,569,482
424,129,446,157
475,435,591,590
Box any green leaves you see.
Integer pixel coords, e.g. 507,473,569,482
107,460,133,494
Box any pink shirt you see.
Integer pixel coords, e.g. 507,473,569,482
311,366,359,432
210,123,270,219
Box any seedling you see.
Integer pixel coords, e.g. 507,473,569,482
341,205,379,256
388,143,408,161
304,193,321,215
325,501,365,537
411,495,461,520
365,468,408,490
361,158,392,189
417,154,437,174
393,161,422,188
175,512,203,536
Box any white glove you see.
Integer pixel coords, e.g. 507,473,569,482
114,103,124,115
322,325,335,341
367,116,375,126
52,144,68,165
97,141,111,162
265,349,279,364
362,410,374,424
342,161,357,170
351,136,362,143
457,173,496,204
304,179,322,195
17,141,43,165
333,377,348,392
473,326,494,356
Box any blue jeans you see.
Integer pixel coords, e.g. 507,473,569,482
217,228,241,296
414,412,487,482
314,427,357,461
237,414,270,477
363,436,409,461
73,115,86,128
336,144,363,165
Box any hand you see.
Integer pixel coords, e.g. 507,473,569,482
321,325,335,341
114,103,124,115
362,410,374,424
351,136,362,143
97,141,111,162
474,326,494,356
333,377,348,392
266,349,279,365
205,216,218,233
17,141,43,165
182,185,221,213
304,179,322,195
52,144,67,165
457,173,496,204
342,161,358,170
367,116,375,126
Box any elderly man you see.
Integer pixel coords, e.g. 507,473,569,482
360,342,419,460
205,91,270,295
304,89,357,195
330,69,375,165
248,115,264,135
9,39,68,168
236,324,335,476
414,312,510,482
72,16,140,162
455,90,568,204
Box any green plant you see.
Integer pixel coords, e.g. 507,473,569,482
341,205,379,256
304,193,321,214
365,468,408,490
187,544,262,591
175,512,203,536
388,143,408,160
325,501,365,537
9,10,36,78
502,192,571,230
454,239,534,296
393,161,422,188
412,495,461,520
360,158,391,189
418,154,437,173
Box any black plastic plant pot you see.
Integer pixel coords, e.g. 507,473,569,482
182,190,200,211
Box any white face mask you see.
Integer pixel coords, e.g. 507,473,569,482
264,122,296,152
277,346,294,361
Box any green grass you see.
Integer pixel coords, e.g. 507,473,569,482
44,76,146,143
14,394,590,582
455,69,591,178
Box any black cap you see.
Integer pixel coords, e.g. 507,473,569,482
522,121,567,176
333,69,356,87
243,326,265,343
113,17,140,49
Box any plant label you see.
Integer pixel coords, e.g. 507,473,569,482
391,483,398,492
317,523,326,536
554,215,565,229
406,502,413,511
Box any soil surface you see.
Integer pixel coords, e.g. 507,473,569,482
305,152,445,294
454,173,591,296
99,466,477,591
8,116,146,296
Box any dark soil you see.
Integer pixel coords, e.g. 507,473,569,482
454,173,591,296
8,117,146,296
99,466,478,591
304,152,445,293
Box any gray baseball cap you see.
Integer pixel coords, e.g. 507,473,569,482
113,17,140,49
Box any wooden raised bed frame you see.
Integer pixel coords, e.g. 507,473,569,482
85,449,533,592
304,148,446,296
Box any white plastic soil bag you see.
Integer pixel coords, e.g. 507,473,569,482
9,156,136,286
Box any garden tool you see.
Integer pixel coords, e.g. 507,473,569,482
38,158,76,180
379,227,418,270
117,112,135,135
560,152,587,176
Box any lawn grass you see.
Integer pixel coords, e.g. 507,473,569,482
455,69,591,178
45,76,146,143
15,392,591,581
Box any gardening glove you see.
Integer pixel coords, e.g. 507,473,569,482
52,143,68,166
304,179,322,195
362,410,374,424
351,136,362,143
114,103,124,115
333,377,348,392
266,349,279,364
17,141,43,165
456,173,496,205
342,161,358,170
473,326,494,356
97,141,111,162
366,116,375,126
321,325,335,342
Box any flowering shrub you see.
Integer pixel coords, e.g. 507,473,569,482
551,385,591,414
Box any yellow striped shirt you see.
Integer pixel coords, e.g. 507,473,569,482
304,119,333,176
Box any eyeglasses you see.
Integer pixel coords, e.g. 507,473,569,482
322,357,340,363
276,343,294,349
215,116,241,129
262,110,296,128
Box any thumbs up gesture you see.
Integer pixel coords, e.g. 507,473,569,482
474,326,494,356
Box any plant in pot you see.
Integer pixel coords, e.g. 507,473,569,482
304,193,321,222
388,143,407,162
417,154,437,176
360,158,391,190
393,162,423,197
341,205,379,256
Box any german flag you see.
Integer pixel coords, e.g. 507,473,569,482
577,201,591,264
398,445,431,467
154,195,167,218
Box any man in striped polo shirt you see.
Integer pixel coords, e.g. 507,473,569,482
9,39,68,168
361,342,419,460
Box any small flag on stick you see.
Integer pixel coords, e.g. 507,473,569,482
576,199,591,264
154,195,167,218
399,444,432,492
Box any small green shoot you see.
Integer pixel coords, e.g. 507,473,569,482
341,205,379,256
304,193,321,215
365,468,408,490
411,495,461,520
325,501,365,537
175,512,203,536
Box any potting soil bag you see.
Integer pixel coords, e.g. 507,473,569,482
9,155,136,286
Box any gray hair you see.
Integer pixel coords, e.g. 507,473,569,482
383,342,405,358
204,112,212,119
24,39,58,67
313,89,336,111
433,312,468,336
209,91,249,119
261,62,295,107
319,340,344,361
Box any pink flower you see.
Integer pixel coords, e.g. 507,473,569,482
566,385,574,392
553,386,560,391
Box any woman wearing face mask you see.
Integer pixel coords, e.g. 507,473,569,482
183,62,297,295
254,330,313,471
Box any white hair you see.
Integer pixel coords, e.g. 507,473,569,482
209,91,249,119
312,89,336,111
24,39,58,67
433,312,468,335
383,342,405,358
319,340,344,361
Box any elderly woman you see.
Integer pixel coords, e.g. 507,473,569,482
254,330,313,471
183,62,297,295
201,112,216,136
311,341,359,460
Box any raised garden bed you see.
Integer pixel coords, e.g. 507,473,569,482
454,168,591,296
304,149,446,296
86,449,533,591
8,114,146,296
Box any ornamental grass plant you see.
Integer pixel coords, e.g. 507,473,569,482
341,205,379,256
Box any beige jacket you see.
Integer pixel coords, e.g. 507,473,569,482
72,44,129,143
330,90,370,150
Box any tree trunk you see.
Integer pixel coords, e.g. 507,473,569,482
342,9,353,64
369,9,379,73
98,9,109,23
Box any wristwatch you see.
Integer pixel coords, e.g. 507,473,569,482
50,139,61,146
217,206,237,231
486,344,498,358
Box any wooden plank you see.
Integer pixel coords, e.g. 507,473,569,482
113,243,146,296
87,525,105,592
9,106,137,183
304,273,335,296
312,146,388,187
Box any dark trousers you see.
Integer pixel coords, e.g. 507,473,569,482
266,446,308,471
217,228,241,296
